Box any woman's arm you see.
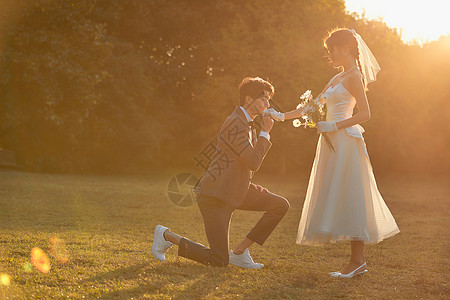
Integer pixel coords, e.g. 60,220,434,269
283,107,304,120
284,74,340,121
335,73,371,130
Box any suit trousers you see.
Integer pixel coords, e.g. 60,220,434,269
178,184,290,267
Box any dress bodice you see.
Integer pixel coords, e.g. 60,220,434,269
322,83,365,139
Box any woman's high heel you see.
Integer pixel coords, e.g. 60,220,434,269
329,262,368,278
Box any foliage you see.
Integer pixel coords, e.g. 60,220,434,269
0,0,448,174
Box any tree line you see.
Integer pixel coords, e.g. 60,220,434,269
0,0,448,175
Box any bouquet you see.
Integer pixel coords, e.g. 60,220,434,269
293,90,335,152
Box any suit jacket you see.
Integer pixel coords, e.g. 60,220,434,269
195,107,272,207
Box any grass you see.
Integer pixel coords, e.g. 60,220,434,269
0,168,449,299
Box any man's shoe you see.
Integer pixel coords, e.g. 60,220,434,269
229,248,264,269
151,225,174,261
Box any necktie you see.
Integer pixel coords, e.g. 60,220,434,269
248,121,259,146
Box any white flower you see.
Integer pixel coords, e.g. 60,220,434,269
300,90,312,100
293,119,302,128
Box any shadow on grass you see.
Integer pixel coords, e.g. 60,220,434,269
170,265,234,300
81,260,233,299
80,262,150,284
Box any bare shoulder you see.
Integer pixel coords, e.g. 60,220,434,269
347,70,363,85
345,70,365,95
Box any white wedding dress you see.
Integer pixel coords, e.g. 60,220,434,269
296,82,400,245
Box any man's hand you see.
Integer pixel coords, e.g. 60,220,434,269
261,114,274,133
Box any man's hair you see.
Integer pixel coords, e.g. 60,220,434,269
238,77,274,106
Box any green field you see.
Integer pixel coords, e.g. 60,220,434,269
0,169,448,299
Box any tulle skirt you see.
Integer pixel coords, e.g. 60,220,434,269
296,129,400,245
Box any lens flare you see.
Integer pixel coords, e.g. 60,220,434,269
30,247,51,274
23,262,33,273
0,273,11,286
49,236,69,264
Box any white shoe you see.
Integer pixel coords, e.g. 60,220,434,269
151,225,174,261
329,262,368,278
229,249,264,269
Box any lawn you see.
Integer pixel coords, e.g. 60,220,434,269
0,169,448,299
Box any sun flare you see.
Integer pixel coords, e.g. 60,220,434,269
345,0,450,44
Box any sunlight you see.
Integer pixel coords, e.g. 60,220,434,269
345,0,450,44
30,247,51,274
0,273,11,287
49,236,69,264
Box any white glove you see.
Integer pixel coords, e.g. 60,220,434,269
263,108,285,122
317,121,337,133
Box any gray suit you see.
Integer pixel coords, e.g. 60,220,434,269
179,107,290,267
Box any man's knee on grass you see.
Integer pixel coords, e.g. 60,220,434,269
207,254,229,267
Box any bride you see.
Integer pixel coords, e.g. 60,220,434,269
265,28,400,278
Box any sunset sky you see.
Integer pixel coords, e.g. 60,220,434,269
344,0,450,44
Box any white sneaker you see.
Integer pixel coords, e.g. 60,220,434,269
151,225,174,261
229,248,264,269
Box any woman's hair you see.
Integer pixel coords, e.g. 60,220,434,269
323,28,366,89
238,77,275,106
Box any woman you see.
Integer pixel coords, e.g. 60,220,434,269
265,28,399,278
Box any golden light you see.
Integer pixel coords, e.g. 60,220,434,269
49,236,69,264
23,262,33,273
345,0,450,44
30,247,51,274
0,273,11,287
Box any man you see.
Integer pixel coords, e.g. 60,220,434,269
152,77,289,268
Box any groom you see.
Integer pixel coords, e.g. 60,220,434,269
152,77,290,268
